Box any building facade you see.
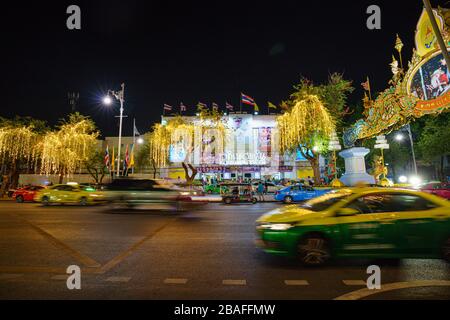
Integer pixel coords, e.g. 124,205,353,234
161,113,320,181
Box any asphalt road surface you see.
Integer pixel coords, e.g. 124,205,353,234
0,202,449,300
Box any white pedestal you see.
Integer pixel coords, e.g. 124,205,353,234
339,147,375,186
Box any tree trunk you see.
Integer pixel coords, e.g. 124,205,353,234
440,155,445,182
151,160,157,179
182,162,198,185
9,159,20,189
300,148,321,185
309,157,321,185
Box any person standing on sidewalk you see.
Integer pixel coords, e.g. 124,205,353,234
257,181,265,202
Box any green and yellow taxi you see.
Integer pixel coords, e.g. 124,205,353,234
256,187,450,266
34,183,105,206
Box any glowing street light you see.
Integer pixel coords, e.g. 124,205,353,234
103,96,113,105
103,83,126,176
393,124,417,175
137,137,144,144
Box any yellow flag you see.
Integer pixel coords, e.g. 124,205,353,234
268,101,277,109
254,103,259,112
111,146,115,171
130,145,135,167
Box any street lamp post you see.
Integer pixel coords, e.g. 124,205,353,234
105,83,125,176
406,124,418,176
395,124,417,176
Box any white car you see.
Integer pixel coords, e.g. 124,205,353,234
252,182,283,194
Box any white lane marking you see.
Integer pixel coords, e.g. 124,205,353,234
164,278,188,284
50,275,68,280
343,280,366,286
222,279,246,286
105,276,131,283
0,273,23,280
284,280,309,286
335,280,450,300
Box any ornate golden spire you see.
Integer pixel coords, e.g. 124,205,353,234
395,34,404,70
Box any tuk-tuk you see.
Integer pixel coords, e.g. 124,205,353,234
220,183,257,204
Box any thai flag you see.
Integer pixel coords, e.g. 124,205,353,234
180,102,187,112
241,93,255,106
164,104,172,111
123,144,130,171
104,145,110,167
198,102,207,108
225,102,234,110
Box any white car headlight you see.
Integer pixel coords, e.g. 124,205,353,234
258,223,294,231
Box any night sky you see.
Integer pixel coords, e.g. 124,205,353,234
1,0,448,136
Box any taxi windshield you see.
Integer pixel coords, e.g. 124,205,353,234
300,191,352,212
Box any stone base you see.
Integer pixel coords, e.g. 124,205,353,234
339,147,376,186
340,172,375,186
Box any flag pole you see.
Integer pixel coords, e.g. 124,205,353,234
239,93,242,113
132,118,136,175
367,76,372,101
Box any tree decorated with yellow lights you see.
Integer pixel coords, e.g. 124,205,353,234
148,109,226,184
40,113,99,183
277,95,335,185
278,74,353,185
0,117,47,194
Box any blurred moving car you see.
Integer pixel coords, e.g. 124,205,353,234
256,187,450,266
101,178,201,211
420,182,450,200
252,181,283,194
12,185,45,203
34,184,105,205
274,184,331,203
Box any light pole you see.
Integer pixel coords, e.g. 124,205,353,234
104,83,125,176
395,124,418,175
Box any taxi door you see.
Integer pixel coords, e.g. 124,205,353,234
394,194,448,255
337,194,399,257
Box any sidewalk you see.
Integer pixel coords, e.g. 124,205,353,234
197,194,278,203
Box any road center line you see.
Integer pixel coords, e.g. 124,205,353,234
222,279,247,286
342,280,367,286
164,278,188,284
105,276,131,283
284,280,309,286
0,273,23,280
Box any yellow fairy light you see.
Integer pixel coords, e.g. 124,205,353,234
276,95,335,153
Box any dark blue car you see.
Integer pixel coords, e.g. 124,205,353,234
274,184,331,203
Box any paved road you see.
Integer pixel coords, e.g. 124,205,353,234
0,202,449,300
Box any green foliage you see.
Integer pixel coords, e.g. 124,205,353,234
135,133,151,170
85,150,108,184
417,112,450,163
290,73,354,130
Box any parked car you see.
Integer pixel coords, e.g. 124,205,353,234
256,187,450,266
12,185,46,203
252,182,283,194
34,184,105,206
420,182,450,200
274,184,331,203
